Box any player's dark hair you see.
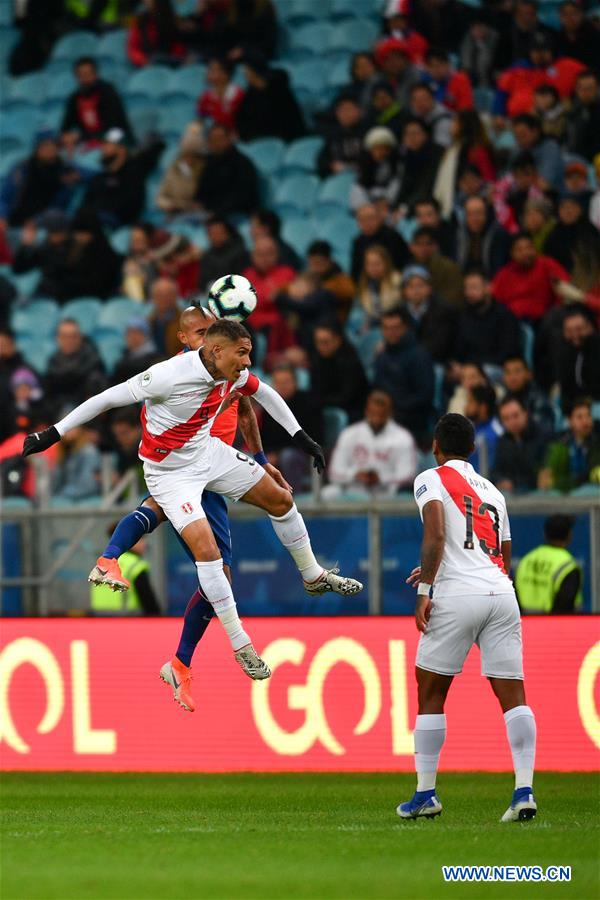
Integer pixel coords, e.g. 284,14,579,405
205,319,251,343
470,384,497,417
434,413,475,458
74,56,97,71
544,514,575,542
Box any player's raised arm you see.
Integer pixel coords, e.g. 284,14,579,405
22,361,172,457
236,373,325,474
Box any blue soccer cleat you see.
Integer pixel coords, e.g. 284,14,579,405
501,786,537,822
396,789,443,820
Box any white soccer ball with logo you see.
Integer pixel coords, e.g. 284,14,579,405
207,274,257,321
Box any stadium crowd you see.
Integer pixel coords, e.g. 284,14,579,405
1,0,599,503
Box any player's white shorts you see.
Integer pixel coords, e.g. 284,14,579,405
143,436,266,534
416,591,523,679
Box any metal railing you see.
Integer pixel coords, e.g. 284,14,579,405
1,492,599,615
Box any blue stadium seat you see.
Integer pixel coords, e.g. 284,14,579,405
2,107,42,141
128,107,159,138
252,331,268,369
0,135,27,155
330,0,379,19
273,173,319,215
291,22,335,55
357,329,383,379
323,406,349,449
11,300,60,338
98,298,143,330
295,368,311,390
17,337,55,372
157,101,195,138
280,217,315,255
166,65,206,98
327,57,351,91
97,334,125,372
287,60,328,97
317,171,354,207
520,322,534,369
53,31,98,61
11,270,40,299
127,65,173,97
278,0,330,26
7,72,47,104
109,226,131,255
0,148,25,177
281,136,323,175
312,212,357,246
46,71,76,104
328,19,378,55
96,30,127,63
398,217,417,242
60,298,102,335
239,138,285,176
592,401,600,423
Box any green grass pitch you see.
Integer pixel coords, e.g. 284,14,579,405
1,773,598,899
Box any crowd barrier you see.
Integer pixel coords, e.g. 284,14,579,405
1,617,598,772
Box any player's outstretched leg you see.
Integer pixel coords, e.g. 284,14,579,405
160,588,215,712
181,519,271,680
243,479,363,596
397,668,450,820
88,500,164,591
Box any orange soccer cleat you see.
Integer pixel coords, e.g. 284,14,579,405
159,658,195,712
88,556,130,592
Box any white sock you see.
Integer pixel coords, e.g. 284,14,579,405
269,504,323,583
414,713,446,792
504,705,536,789
195,560,250,652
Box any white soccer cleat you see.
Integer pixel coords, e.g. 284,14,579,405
304,566,363,596
500,787,537,822
234,644,271,680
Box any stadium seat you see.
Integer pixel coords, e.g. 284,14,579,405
17,337,55,372
109,226,131,255
98,298,143,330
60,299,102,335
239,138,285,176
252,331,268,369
157,101,196,139
278,0,328,26
166,65,206,98
287,60,329,97
520,322,535,369
291,22,335,55
97,334,125,372
7,72,47,104
312,212,357,246
128,107,160,139
357,328,382,378
273,173,319,215
10,270,40,299
11,300,59,338
328,19,378,55
281,217,315,255
330,0,379,19
327,57,351,91
295,367,311,390
323,406,349,449
317,171,355,207
0,134,27,155
96,29,127,64
2,107,42,142
52,31,98,62
591,401,600,422
127,65,173,98
46,71,76,104
281,136,323,175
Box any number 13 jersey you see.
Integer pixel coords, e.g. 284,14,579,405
413,459,514,597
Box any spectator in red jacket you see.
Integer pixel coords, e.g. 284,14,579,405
244,237,296,350
381,0,428,64
494,30,586,118
197,57,244,132
421,47,474,111
492,233,569,322
127,0,186,68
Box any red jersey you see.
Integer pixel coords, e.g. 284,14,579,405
197,84,245,131
177,350,239,446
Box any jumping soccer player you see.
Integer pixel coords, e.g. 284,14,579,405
398,413,537,823
88,305,292,712
23,320,362,690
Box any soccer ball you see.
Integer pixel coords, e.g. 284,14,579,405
207,274,257,321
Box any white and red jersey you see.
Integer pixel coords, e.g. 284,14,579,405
413,458,513,598
126,350,259,470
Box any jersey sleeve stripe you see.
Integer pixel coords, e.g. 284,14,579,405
236,373,260,396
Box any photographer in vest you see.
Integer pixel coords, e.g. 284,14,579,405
515,514,583,614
